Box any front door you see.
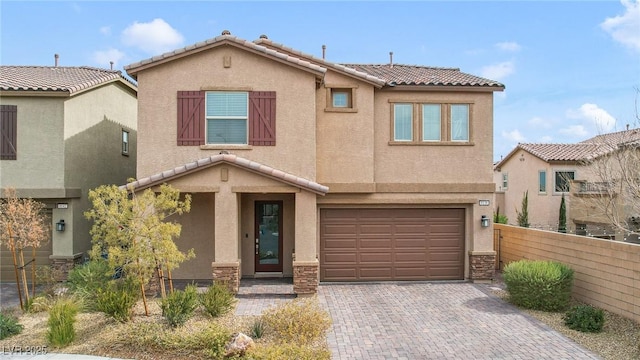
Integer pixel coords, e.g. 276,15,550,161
255,201,283,272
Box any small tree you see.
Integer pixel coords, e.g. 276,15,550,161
0,188,49,310
516,191,530,228
558,193,567,233
493,206,508,224
85,183,194,315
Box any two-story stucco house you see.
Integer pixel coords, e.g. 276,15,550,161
123,32,504,294
0,65,137,281
494,128,640,240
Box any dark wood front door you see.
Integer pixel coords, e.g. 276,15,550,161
255,201,283,272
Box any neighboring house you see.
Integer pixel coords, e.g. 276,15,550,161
494,128,640,241
0,65,137,281
123,31,504,294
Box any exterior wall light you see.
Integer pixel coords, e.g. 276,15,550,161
480,215,490,228
56,219,66,232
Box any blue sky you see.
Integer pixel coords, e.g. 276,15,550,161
1,1,639,161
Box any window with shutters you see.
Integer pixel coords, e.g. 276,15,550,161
1,105,17,160
177,91,275,146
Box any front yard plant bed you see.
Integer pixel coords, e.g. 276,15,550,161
0,296,330,360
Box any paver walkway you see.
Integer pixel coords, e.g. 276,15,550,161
317,282,601,360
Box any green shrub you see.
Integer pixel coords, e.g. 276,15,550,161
247,342,331,360
503,259,574,311
66,259,114,310
47,297,80,347
25,294,54,313
564,305,605,333
250,318,266,339
161,284,199,327
95,278,139,322
0,312,23,340
262,298,331,344
199,282,236,318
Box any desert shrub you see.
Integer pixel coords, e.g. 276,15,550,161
25,294,54,313
47,297,80,347
564,305,605,333
250,318,266,339
246,342,331,360
95,278,139,322
200,282,236,318
503,259,574,311
161,284,199,327
262,298,331,344
0,312,23,340
66,259,113,310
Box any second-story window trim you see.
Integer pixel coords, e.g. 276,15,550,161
389,101,473,145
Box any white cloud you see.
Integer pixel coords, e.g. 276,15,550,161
502,129,526,143
566,103,617,132
528,116,553,129
495,41,521,52
121,18,184,55
539,135,554,143
480,61,515,81
559,125,589,138
600,0,640,52
92,48,125,68
100,26,111,36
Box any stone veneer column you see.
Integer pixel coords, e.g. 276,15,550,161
293,260,319,295
212,262,240,293
468,251,496,281
49,253,84,281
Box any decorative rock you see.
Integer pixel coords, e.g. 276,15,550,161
224,332,254,357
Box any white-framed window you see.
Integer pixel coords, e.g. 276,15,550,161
390,102,471,144
422,104,441,141
451,104,469,142
122,129,129,156
502,173,508,190
393,103,413,141
554,170,575,193
539,170,547,193
206,91,248,144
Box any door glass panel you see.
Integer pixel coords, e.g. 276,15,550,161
258,203,280,265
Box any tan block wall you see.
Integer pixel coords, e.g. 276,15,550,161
496,224,640,322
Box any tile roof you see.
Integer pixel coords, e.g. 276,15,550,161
580,128,640,146
0,66,136,95
124,34,327,78
517,143,609,162
121,153,329,195
340,64,505,88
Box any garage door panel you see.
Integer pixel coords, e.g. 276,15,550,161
359,267,393,279
323,252,358,264
320,208,464,281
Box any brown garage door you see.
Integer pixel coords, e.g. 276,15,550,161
1,212,53,283
320,208,464,281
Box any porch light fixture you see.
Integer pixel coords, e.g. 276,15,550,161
56,219,65,232
480,215,490,228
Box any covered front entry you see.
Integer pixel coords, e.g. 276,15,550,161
320,208,465,281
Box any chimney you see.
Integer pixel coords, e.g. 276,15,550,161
54,53,59,67
389,51,393,68
110,61,114,70
322,45,326,60
627,124,630,130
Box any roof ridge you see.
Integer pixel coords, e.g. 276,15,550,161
341,63,460,71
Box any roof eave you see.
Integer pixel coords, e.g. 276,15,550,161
383,84,505,92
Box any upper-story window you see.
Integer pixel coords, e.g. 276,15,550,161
0,105,17,160
206,92,248,144
122,129,130,156
554,170,575,193
502,173,508,190
391,102,471,144
325,85,357,113
177,90,276,147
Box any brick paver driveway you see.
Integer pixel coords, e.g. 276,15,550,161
317,282,600,360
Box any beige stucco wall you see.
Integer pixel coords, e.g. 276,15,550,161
316,71,375,184
0,97,65,189
495,149,578,231
135,46,317,181
497,224,640,323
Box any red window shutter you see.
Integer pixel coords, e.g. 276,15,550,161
177,91,205,146
0,105,17,160
249,91,276,146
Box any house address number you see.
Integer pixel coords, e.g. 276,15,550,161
479,200,490,206
56,203,68,209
